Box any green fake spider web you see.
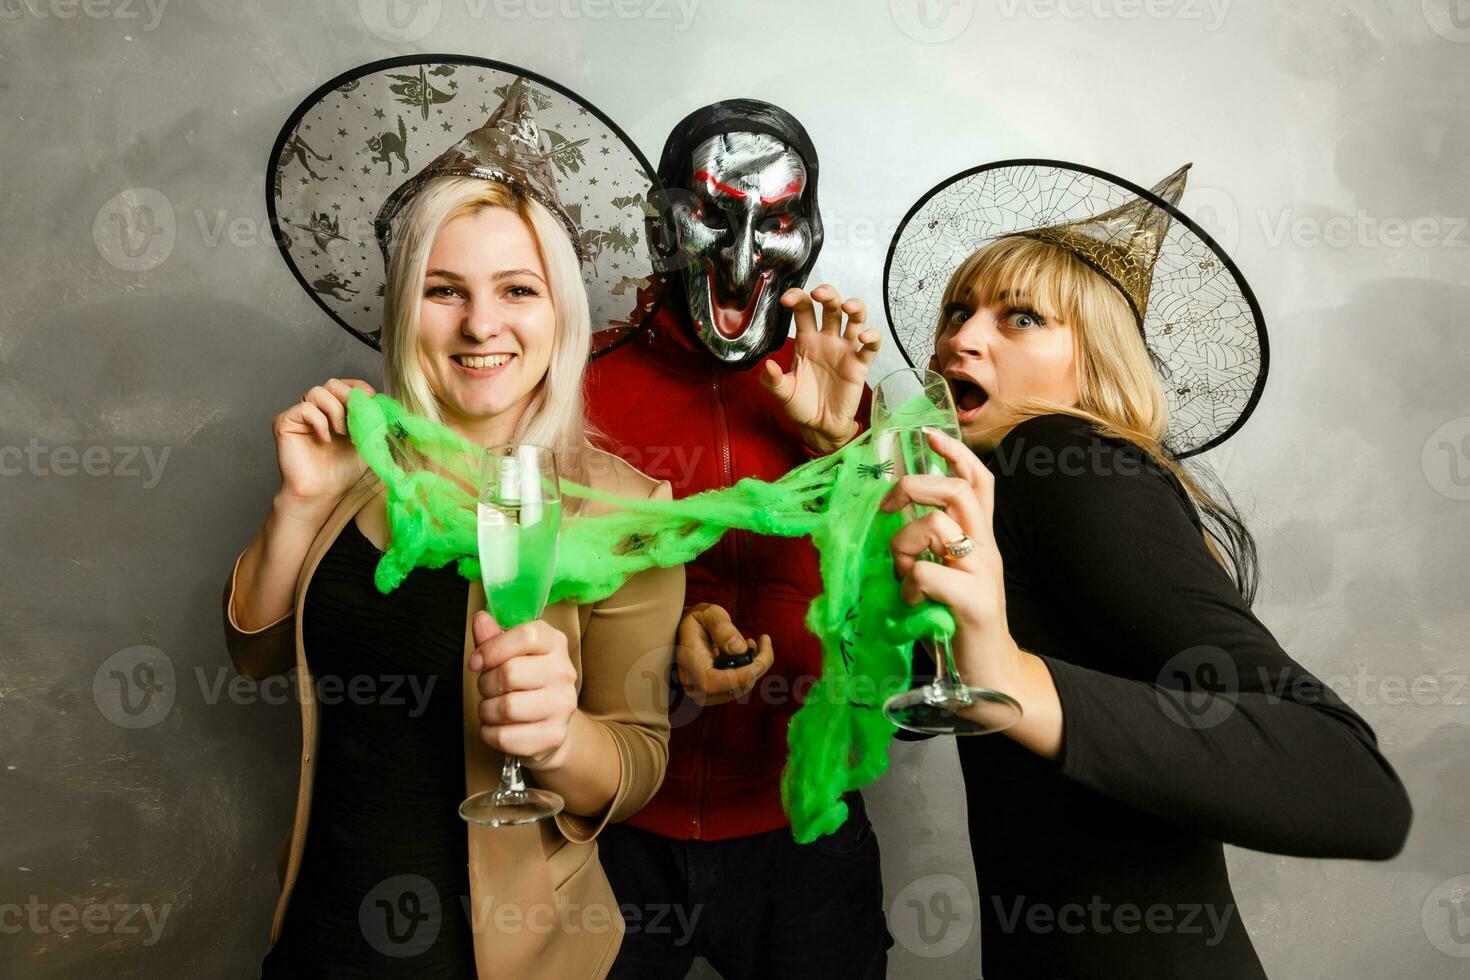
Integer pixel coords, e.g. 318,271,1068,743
346,388,955,842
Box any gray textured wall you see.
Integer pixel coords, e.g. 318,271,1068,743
2,1,1466,977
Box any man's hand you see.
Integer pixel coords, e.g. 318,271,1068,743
676,603,775,706
760,284,880,455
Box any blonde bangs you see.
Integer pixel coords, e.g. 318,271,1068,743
378,175,593,487
940,234,1099,328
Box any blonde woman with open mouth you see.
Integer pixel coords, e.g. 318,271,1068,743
880,160,1412,979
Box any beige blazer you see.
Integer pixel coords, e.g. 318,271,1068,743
221,448,684,979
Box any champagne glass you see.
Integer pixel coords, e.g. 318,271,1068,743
872,367,1023,736
458,444,566,826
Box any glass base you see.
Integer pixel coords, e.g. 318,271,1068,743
459,787,564,826
884,682,1023,736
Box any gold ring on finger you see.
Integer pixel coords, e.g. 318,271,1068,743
943,534,975,561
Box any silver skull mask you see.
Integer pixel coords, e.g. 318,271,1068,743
666,131,815,365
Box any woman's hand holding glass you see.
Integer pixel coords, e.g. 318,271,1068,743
882,427,1064,754
468,611,579,770
881,428,1028,717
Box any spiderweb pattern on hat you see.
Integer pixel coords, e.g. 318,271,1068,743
884,159,1268,457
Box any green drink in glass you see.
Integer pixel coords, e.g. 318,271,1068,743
872,367,1023,736
459,444,566,827
477,498,562,629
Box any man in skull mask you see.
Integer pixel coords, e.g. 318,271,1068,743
585,100,891,977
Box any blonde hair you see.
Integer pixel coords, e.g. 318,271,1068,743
379,176,592,485
940,235,1257,597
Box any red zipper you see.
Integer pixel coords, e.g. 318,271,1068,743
689,370,743,839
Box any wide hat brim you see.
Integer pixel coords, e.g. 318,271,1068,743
883,158,1268,458
268,54,665,352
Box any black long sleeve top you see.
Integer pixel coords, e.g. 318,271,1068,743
932,414,1411,978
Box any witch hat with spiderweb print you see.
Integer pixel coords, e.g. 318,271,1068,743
1014,163,1189,328
884,159,1268,458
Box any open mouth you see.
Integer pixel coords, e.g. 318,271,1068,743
947,375,990,422
451,352,515,377
704,262,772,340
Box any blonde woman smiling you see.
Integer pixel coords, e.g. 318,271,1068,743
228,66,685,979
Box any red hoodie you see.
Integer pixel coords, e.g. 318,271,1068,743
584,303,869,840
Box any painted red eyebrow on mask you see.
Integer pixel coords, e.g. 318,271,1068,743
695,171,804,206
759,179,803,206
694,170,748,200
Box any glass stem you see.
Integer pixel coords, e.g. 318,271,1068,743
930,633,955,689
930,633,973,706
500,755,526,793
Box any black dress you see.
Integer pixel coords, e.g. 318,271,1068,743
260,518,478,978
938,414,1411,978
